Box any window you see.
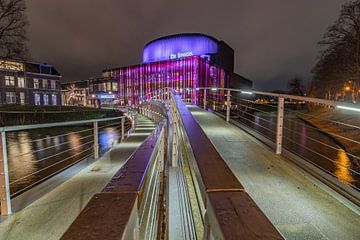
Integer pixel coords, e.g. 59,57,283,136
6,92,16,103
20,92,25,105
43,94,49,105
51,94,57,105
107,82,111,91
42,79,48,89
51,80,56,89
5,76,15,86
112,83,118,91
18,77,25,88
34,79,40,89
34,93,41,105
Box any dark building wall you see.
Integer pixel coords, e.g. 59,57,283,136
229,73,252,90
0,60,62,106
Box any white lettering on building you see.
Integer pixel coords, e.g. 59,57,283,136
170,51,193,60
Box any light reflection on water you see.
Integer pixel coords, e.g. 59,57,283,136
7,125,121,197
335,149,354,185
236,111,360,189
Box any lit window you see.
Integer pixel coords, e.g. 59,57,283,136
6,92,16,103
112,83,118,91
20,92,25,105
43,94,49,105
34,79,40,89
34,93,41,105
51,94,57,105
18,77,25,88
51,80,56,89
107,82,111,91
42,79,48,89
5,76,15,86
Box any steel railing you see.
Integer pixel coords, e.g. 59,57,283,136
61,104,167,240
0,113,137,216
190,87,360,205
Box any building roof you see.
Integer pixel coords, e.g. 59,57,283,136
142,33,220,63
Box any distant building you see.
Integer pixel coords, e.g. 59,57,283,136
0,59,62,105
102,33,252,106
61,77,118,107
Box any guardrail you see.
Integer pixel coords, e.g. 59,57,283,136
61,108,167,240
168,89,284,239
193,87,360,205
0,113,136,216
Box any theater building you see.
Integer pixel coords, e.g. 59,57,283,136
0,59,62,105
103,33,251,106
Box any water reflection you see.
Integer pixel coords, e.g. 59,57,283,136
7,124,121,197
233,110,360,189
335,149,354,185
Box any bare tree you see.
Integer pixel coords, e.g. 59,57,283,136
313,0,360,101
287,77,304,96
0,0,28,59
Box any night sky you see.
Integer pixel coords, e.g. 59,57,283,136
26,0,347,90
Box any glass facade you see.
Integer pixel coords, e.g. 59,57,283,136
104,56,228,105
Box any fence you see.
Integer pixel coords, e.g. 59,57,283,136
194,87,360,205
0,114,136,216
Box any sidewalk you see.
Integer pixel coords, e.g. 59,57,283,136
0,116,156,240
188,105,360,240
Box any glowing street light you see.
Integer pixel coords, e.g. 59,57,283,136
337,105,360,113
211,88,218,91
241,91,253,95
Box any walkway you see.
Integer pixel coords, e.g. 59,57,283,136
188,105,360,240
0,116,157,240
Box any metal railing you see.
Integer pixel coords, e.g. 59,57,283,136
167,89,283,239
0,113,136,216
193,87,360,205
61,90,284,239
62,104,167,240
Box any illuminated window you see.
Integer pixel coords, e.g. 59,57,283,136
112,83,118,91
5,76,15,86
51,80,56,89
20,92,25,105
6,92,16,103
18,77,25,88
107,82,111,91
43,94,49,105
34,79,40,89
51,94,57,105
34,93,41,105
42,79,48,89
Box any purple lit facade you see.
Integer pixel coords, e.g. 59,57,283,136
102,33,251,106
143,34,219,63
103,56,228,105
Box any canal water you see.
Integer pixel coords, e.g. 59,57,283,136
231,109,360,190
6,123,122,197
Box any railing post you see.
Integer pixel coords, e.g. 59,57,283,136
0,131,11,216
276,97,284,155
121,117,125,141
203,89,207,110
226,90,231,122
93,121,99,159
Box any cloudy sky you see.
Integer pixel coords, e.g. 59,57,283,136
26,0,348,90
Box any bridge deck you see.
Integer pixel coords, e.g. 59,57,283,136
0,116,157,240
188,105,360,240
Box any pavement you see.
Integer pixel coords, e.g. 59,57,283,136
0,116,157,240
188,105,360,240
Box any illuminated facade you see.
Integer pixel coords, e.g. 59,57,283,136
103,33,251,105
103,56,227,105
0,59,62,105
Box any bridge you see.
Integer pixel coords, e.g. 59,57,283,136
0,88,360,239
